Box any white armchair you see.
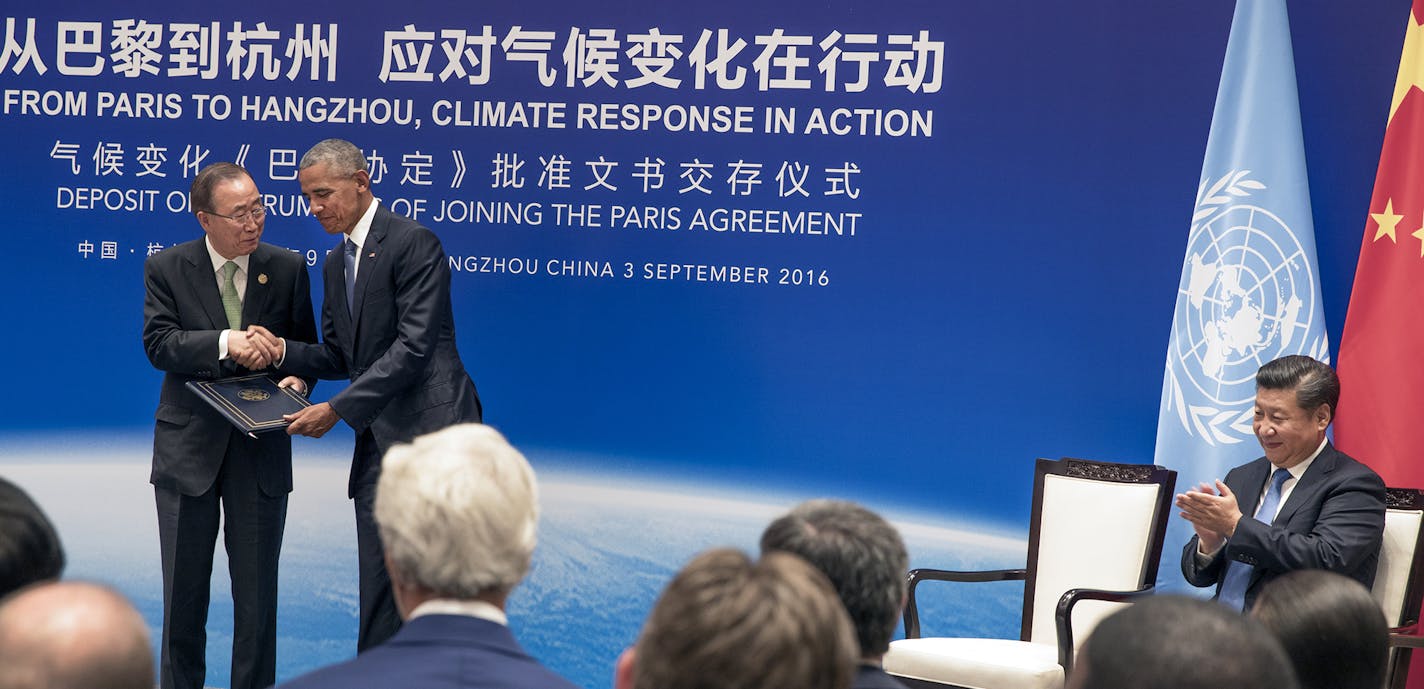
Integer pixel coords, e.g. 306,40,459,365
1373,487,1424,689
883,457,1176,689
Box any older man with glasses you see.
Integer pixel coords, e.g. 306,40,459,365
141,161,317,689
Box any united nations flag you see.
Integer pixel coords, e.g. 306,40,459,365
1154,0,1329,591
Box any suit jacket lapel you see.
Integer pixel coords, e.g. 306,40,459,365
240,247,271,329
350,206,386,332
181,241,230,331
324,240,355,356
1273,443,1336,526
1232,460,1272,519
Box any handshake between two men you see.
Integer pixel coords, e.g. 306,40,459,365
228,324,340,438
227,323,287,372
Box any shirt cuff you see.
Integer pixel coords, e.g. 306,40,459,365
1195,538,1226,565
276,338,287,368
218,329,231,360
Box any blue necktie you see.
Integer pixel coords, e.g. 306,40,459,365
343,239,358,314
1218,467,1291,611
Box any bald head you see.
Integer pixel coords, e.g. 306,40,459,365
0,582,153,689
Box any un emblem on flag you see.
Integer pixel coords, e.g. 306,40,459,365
1165,171,1329,445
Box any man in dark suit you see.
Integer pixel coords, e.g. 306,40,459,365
142,162,316,689
761,500,910,689
256,138,481,652
1176,354,1386,611
273,424,576,689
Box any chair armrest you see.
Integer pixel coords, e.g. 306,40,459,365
903,568,1028,639
1390,623,1424,649
1053,585,1156,675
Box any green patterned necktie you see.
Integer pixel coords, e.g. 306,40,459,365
220,261,242,329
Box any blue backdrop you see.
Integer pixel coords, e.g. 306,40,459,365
0,1,1407,687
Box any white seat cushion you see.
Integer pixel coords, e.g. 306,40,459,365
884,638,1063,689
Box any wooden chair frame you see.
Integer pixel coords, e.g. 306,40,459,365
898,457,1176,684
1382,487,1424,689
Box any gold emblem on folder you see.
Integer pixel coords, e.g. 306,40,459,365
238,388,272,402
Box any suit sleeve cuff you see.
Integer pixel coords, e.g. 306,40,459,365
1196,539,1225,564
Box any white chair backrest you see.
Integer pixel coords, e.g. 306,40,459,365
1027,473,1162,647
1374,507,1423,627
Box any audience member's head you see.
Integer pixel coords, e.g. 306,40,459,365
1067,594,1298,689
617,548,857,689
375,423,538,616
1251,570,1388,689
0,476,64,596
760,499,907,662
0,581,153,689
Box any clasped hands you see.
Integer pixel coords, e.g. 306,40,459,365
229,325,326,434
228,325,285,370
1175,481,1245,552
227,324,306,395
228,326,306,397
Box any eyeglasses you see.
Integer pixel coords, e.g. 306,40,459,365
206,206,267,225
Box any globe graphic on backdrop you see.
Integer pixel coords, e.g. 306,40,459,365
1174,203,1316,407
1,439,1027,689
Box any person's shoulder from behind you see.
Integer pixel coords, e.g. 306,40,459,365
466,623,582,689
272,645,417,689
853,665,910,689
505,660,582,689
272,655,366,689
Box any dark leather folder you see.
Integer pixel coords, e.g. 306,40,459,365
185,374,311,434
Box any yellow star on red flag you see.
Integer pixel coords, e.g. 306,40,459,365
1392,9,1424,124
1371,198,1405,242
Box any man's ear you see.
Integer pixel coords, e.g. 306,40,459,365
614,647,637,689
384,552,408,619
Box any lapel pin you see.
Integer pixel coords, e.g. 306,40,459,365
258,273,269,285
368,252,376,258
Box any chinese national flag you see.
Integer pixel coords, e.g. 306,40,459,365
1336,2,1424,686
1338,1,1424,488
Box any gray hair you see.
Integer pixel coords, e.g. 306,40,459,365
375,424,538,598
1256,355,1340,419
760,499,907,657
299,138,368,176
